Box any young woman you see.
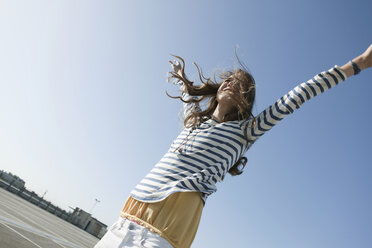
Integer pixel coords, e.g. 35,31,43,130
94,44,372,248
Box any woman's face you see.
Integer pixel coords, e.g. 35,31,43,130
216,76,241,107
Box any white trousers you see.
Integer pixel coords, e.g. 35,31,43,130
94,217,174,248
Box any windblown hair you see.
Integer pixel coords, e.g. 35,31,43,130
167,55,256,177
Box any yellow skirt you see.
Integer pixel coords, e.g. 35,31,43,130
120,192,204,248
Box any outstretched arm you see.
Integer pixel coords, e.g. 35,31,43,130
243,44,372,142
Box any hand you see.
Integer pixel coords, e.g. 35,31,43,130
168,59,182,76
167,59,183,85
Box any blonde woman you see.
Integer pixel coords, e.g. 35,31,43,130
94,44,372,248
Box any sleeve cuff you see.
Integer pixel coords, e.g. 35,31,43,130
334,65,348,80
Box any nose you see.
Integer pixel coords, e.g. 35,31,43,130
224,80,233,88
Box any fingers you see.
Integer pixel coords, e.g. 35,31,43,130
168,59,182,84
168,60,180,67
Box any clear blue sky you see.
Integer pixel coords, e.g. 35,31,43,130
1,0,371,247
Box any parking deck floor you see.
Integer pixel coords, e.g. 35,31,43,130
0,188,99,248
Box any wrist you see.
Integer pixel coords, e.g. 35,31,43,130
350,60,361,75
353,55,367,71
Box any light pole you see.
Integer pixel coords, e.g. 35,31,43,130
41,190,48,198
89,198,100,214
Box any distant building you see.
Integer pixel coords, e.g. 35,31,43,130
70,208,107,238
0,170,25,189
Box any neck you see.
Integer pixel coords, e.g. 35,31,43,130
212,103,234,123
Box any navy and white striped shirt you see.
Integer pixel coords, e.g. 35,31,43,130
130,66,347,204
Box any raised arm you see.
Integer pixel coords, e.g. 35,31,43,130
244,44,372,142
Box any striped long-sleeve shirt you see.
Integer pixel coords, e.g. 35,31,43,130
130,66,347,204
